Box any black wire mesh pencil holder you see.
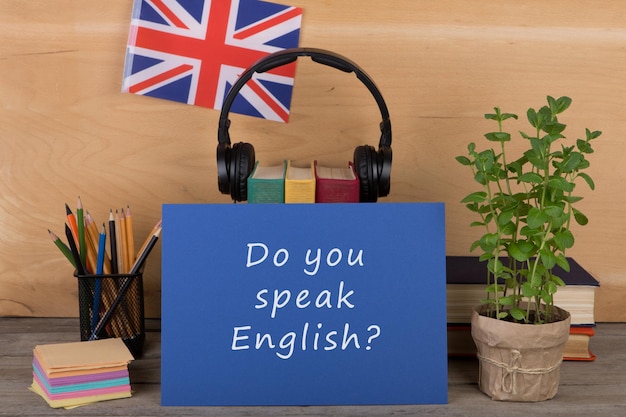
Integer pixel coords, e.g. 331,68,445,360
75,271,145,358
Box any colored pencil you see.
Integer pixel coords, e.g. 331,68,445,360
130,225,161,274
125,205,135,270
65,223,85,276
87,211,111,274
77,196,86,268
92,226,161,339
48,229,76,268
90,224,107,339
115,210,124,274
108,210,118,275
65,204,80,252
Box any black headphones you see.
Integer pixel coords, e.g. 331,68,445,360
217,47,392,202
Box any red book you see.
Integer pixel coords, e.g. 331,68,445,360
314,161,359,203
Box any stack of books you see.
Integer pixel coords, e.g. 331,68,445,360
446,256,598,361
248,160,360,204
30,338,135,408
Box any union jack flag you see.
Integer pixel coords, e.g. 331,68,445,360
122,0,303,122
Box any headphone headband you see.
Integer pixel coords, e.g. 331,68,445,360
218,47,392,148
216,47,393,203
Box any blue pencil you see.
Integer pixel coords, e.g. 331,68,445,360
90,224,107,339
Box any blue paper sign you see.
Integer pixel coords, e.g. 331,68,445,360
161,203,447,406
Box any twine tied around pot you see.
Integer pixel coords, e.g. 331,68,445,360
477,349,563,394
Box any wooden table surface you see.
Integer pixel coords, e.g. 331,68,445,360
2,317,625,416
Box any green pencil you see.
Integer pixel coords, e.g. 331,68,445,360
48,229,77,268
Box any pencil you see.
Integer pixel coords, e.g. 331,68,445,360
77,196,86,268
65,223,85,276
108,210,118,275
90,224,107,338
48,229,77,268
135,219,162,261
88,211,111,274
65,204,80,252
130,225,161,274
115,209,125,274
92,225,161,338
125,205,135,270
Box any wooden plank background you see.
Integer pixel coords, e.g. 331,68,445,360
1,0,624,321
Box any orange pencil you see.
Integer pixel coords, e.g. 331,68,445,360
125,205,135,268
135,219,162,261
65,204,80,252
119,209,129,273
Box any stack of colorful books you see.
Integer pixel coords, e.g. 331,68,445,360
30,338,134,408
248,160,360,204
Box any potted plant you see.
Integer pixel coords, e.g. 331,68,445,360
455,95,602,401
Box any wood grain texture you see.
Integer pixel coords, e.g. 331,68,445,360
2,318,626,415
1,1,625,320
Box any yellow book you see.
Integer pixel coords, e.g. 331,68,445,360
284,160,315,203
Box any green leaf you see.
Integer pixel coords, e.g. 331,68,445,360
499,295,516,306
548,177,575,192
508,240,535,261
487,257,504,276
521,281,539,297
517,172,543,184
461,191,487,203
544,204,564,219
586,128,602,141
455,155,471,166
484,109,499,120
563,195,584,203
485,132,511,142
479,233,499,252
560,152,584,173
501,113,518,121
527,207,549,229
573,208,589,226
509,307,526,321
527,108,538,128
551,273,566,287
539,249,557,269
554,230,575,250
555,254,570,272
500,221,517,236
577,138,593,154
578,172,595,190
543,121,566,136
497,210,514,225
555,96,572,113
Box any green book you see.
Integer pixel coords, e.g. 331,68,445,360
247,161,286,204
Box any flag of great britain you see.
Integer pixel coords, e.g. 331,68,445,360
122,0,302,122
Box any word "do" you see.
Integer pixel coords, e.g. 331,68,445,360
246,243,364,276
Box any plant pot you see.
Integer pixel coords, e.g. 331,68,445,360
471,303,571,402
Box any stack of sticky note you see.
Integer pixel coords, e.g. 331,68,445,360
30,338,134,409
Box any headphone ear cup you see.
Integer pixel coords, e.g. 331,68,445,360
217,143,231,195
376,145,392,198
230,142,255,202
354,145,378,202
